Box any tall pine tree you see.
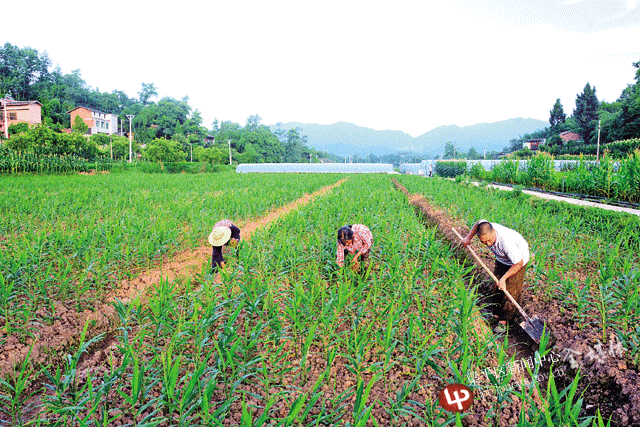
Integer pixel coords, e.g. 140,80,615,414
549,98,566,129
573,83,599,143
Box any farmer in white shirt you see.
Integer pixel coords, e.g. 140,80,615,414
461,220,530,322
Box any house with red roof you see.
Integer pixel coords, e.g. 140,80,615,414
559,131,582,144
0,98,42,138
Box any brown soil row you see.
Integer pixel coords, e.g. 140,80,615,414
0,178,347,377
393,178,640,426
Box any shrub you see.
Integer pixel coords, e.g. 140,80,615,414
435,161,467,177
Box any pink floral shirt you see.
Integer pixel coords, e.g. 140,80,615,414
336,224,373,267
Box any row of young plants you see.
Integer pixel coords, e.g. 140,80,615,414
0,147,114,174
8,175,595,426
0,172,342,342
397,175,640,422
399,175,640,357
538,137,640,158
437,150,640,203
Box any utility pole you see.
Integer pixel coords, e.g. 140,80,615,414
190,143,193,162
110,134,113,160
309,153,312,163
2,99,8,139
126,115,134,163
228,139,232,165
596,120,601,162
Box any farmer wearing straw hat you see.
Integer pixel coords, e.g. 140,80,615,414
209,219,241,272
461,220,530,322
336,224,373,272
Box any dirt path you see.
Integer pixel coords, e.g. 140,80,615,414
0,178,347,376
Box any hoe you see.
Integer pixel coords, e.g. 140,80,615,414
453,228,546,344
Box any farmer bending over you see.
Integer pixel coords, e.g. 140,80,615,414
209,219,241,273
461,220,530,322
336,224,372,271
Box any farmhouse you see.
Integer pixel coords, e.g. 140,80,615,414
68,106,119,136
523,138,545,151
0,98,43,138
559,131,582,144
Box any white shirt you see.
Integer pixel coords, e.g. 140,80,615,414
485,221,530,266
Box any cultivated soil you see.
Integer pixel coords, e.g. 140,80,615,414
0,178,347,423
3,176,637,425
393,178,640,426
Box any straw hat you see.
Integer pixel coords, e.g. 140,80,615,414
208,226,231,246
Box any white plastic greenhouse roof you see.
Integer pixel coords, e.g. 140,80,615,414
236,163,395,173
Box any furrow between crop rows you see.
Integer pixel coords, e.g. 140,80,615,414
14,175,579,426
396,174,640,425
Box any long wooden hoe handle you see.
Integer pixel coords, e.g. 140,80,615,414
451,228,533,325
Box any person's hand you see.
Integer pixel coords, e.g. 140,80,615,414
497,278,506,292
461,237,471,247
351,261,360,271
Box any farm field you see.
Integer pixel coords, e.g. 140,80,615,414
0,173,343,378
396,175,640,425
0,172,635,425
436,150,640,205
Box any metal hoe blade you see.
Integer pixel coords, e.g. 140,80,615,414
520,316,546,344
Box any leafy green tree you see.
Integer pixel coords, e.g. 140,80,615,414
573,82,599,142
467,147,482,160
138,82,158,105
283,128,307,162
194,146,225,163
0,42,51,100
508,138,523,152
549,98,566,129
142,138,185,162
606,60,640,142
6,125,59,153
245,114,262,132
443,141,456,159
8,122,29,135
65,132,100,158
72,114,89,134
111,135,139,160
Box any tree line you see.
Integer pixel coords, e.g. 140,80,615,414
0,42,330,164
511,59,640,157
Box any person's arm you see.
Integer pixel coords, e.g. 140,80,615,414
461,220,488,246
229,225,241,241
496,240,525,290
336,243,345,267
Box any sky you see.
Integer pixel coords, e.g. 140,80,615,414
3,0,640,137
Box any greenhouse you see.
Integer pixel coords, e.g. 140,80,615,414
236,163,395,173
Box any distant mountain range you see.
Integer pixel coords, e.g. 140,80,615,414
269,118,548,157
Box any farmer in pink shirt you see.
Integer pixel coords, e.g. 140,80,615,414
336,224,373,271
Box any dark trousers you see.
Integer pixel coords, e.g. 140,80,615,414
489,260,527,321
